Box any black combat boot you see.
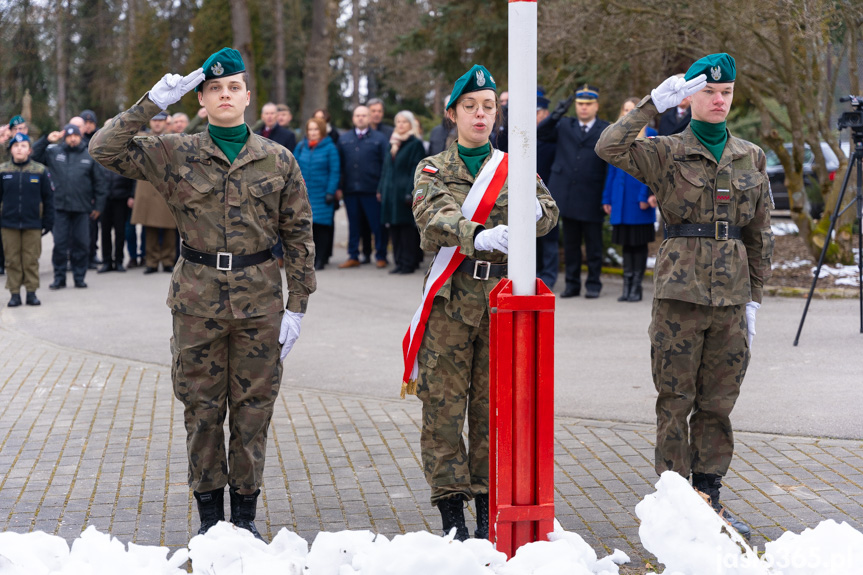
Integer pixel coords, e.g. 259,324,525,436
618,251,633,301
25,292,40,306
229,487,265,541
8,293,22,307
474,494,489,540
628,252,646,302
692,473,751,540
438,497,470,541
194,488,225,535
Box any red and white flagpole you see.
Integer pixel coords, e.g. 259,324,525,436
489,0,555,559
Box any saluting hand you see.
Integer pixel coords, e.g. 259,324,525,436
149,68,206,111
650,74,707,113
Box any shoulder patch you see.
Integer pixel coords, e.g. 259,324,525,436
422,166,439,174
414,182,429,203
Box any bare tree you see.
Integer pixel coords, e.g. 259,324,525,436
349,0,361,107
55,0,67,125
273,0,286,104
300,0,336,122
230,0,257,123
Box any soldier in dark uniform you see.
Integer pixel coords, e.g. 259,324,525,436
596,53,773,539
538,84,610,298
90,47,316,540
405,64,558,540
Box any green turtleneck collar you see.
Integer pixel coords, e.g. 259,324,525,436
208,124,249,164
458,142,491,177
689,119,728,163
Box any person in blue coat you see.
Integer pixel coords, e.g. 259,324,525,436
602,97,657,302
294,117,340,270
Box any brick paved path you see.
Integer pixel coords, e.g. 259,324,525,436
1,328,861,573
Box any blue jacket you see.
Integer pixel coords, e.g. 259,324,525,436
337,129,389,195
538,115,610,222
602,164,657,226
295,136,340,226
0,158,55,231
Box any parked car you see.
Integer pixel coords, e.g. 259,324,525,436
765,142,839,218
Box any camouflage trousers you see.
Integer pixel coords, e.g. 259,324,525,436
416,297,490,506
649,298,749,478
171,310,282,493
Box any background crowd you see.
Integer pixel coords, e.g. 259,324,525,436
0,85,695,308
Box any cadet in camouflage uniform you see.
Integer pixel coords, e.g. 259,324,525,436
89,48,315,540
410,65,558,540
596,53,773,539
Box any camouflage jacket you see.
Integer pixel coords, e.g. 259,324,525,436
596,97,773,305
89,95,316,319
412,141,559,327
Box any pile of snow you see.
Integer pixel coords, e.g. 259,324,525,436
636,471,863,575
814,263,860,286
772,257,811,271
771,221,799,236
3,474,863,574
0,520,627,575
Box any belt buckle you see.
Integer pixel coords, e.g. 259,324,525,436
216,252,233,271
715,221,730,240
473,260,491,280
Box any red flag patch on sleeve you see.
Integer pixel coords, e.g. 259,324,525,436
422,166,439,174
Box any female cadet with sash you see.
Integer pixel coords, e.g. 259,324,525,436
402,65,558,540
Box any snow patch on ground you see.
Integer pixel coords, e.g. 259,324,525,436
2,475,862,574
771,222,799,236
636,471,863,575
772,257,812,270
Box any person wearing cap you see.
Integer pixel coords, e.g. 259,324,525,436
129,111,179,274
0,133,54,307
89,47,315,541
596,53,773,539
538,83,610,299
32,123,107,289
405,64,558,540
80,110,98,143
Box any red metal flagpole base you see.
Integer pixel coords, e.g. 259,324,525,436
489,278,555,558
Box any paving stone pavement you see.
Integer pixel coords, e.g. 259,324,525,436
1,327,861,573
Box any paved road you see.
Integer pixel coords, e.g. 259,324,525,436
10,214,863,439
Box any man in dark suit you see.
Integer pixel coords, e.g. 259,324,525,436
657,82,692,136
538,84,609,298
256,102,297,152
337,105,390,268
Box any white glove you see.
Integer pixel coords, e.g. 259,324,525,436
650,74,707,113
474,225,509,254
535,198,543,222
744,301,760,348
279,310,304,362
148,68,206,111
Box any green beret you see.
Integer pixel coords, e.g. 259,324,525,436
196,47,246,92
446,65,497,110
8,115,25,128
685,53,736,83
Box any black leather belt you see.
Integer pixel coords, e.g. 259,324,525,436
455,258,507,280
181,243,273,271
666,222,742,240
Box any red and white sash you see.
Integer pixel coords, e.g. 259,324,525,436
401,149,508,394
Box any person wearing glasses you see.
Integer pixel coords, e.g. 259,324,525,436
403,64,558,541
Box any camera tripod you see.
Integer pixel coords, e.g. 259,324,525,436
793,135,863,345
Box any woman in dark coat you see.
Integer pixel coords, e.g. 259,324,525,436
379,110,427,274
602,97,657,302
294,117,340,270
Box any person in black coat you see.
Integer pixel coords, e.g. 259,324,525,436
657,95,691,136
538,84,609,298
535,93,559,289
98,168,136,272
256,102,297,152
379,111,427,274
